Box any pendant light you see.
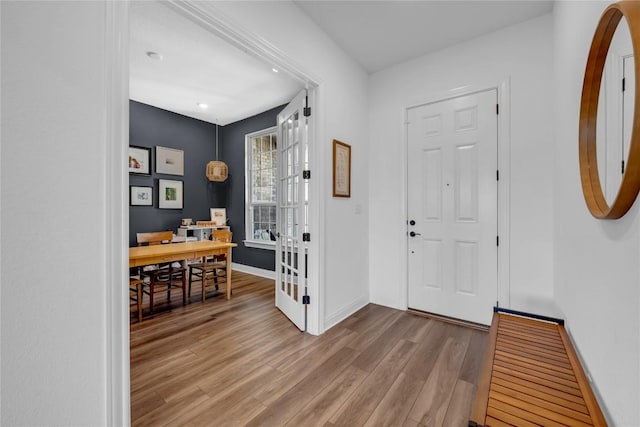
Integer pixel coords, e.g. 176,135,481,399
206,121,228,182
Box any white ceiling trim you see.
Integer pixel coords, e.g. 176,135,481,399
166,0,321,89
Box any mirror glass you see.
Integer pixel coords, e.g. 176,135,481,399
596,16,634,204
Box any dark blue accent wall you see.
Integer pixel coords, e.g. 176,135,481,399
129,100,283,272
129,100,224,246
219,104,285,272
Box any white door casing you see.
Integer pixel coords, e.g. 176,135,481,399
597,54,634,202
407,89,498,326
623,55,634,171
596,19,633,202
103,3,323,423
276,90,310,331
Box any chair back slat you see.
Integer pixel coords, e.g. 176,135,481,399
136,231,174,246
213,229,232,243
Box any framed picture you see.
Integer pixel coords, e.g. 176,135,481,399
158,179,183,209
332,139,351,198
210,208,227,225
130,186,153,206
156,146,184,176
129,146,151,175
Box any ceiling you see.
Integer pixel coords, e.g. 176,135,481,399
129,1,304,125
295,1,554,73
129,1,554,125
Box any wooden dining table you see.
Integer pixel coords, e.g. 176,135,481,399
129,240,238,300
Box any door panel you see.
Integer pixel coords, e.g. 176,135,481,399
408,90,497,326
455,143,478,221
423,148,442,220
276,90,309,331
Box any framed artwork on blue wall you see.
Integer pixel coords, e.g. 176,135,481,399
159,179,183,209
129,146,151,175
130,186,153,206
156,146,184,176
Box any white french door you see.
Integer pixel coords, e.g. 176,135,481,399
276,90,310,331
407,90,498,326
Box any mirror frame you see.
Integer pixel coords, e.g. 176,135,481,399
580,1,640,219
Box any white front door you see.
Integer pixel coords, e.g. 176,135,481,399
276,90,310,331
407,90,498,326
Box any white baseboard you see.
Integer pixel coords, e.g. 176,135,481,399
231,262,276,280
324,295,369,332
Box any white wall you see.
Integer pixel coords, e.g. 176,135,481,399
553,1,640,423
1,2,110,424
1,1,370,423
368,15,555,314
208,1,370,331
0,0,369,424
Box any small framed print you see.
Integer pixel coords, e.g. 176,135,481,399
130,186,153,206
156,146,184,176
129,146,151,175
332,139,351,198
159,179,183,209
210,208,227,225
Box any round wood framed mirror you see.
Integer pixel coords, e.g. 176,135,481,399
580,1,640,219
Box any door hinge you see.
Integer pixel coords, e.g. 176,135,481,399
622,160,625,174
496,300,499,308
302,233,311,242
496,170,499,181
304,95,311,117
303,170,311,179
496,104,499,115
302,295,310,304
497,235,500,247
623,77,626,92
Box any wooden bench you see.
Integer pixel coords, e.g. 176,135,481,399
469,307,607,427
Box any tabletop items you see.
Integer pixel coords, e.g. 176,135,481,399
177,218,230,242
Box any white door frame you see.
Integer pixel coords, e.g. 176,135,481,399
105,1,323,424
402,79,511,312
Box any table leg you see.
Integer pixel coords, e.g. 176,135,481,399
137,281,143,323
182,259,189,282
226,247,232,300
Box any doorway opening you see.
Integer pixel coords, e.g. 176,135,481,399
119,1,322,423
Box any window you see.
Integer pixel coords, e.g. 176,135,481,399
245,126,277,250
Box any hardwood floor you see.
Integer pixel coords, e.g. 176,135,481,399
130,271,488,426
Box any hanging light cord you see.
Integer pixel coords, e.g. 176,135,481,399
215,123,219,160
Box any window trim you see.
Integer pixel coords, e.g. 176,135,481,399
243,239,276,250
245,126,278,251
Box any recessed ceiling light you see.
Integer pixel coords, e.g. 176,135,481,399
197,103,208,109
272,68,279,73
146,51,163,60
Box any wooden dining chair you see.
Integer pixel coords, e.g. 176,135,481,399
129,277,144,322
188,229,232,302
136,231,187,313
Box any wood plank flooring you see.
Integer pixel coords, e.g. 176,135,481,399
130,271,488,426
